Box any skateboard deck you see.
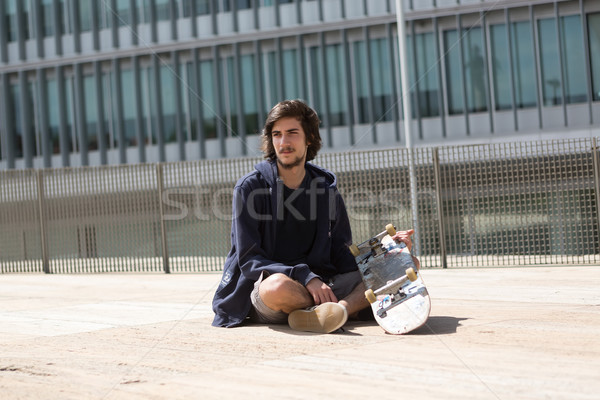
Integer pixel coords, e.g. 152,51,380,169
349,224,431,334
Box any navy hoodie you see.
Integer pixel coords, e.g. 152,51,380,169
211,160,357,328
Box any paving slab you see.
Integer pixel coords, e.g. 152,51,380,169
0,266,599,399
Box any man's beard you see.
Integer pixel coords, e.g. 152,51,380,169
276,153,305,169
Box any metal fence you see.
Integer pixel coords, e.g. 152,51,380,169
1,138,599,274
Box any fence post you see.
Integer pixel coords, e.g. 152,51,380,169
36,170,50,273
432,148,447,268
593,138,600,246
156,163,170,274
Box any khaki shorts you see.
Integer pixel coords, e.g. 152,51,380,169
248,270,363,324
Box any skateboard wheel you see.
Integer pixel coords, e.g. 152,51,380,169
406,268,417,282
365,289,377,304
349,244,360,257
385,224,396,236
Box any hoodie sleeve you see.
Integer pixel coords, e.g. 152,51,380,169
231,179,320,286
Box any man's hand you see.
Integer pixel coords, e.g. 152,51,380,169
392,228,421,270
305,277,338,305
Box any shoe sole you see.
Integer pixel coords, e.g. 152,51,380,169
288,302,348,334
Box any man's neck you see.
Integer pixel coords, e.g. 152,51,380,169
277,164,306,190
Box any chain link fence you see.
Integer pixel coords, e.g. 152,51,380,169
1,138,599,274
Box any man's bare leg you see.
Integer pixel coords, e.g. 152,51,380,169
259,273,313,314
338,281,370,318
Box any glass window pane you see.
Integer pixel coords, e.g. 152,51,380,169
263,51,278,112
185,62,198,141
115,0,132,26
102,73,114,149
83,76,98,150
371,38,393,122
23,0,32,40
156,0,173,21
10,83,23,158
589,13,600,101
241,54,259,135
444,29,464,115
307,46,324,120
490,24,511,110
46,77,61,154
41,0,54,36
65,76,77,152
282,49,299,100
59,0,72,34
121,69,138,146
511,21,537,108
538,18,562,106
200,60,217,139
160,65,177,143
5,0,17,42
463,27,487,112
353,40,368,124
196,0,210,15
326,44,348,127
79,2,92,32
561,15,588,104
414,32,440,117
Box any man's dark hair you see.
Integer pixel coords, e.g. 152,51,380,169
261,99,322,162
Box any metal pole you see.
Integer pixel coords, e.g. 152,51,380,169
395,0,420,256
156,163,170,273
433,148,447,268
36,170,50,273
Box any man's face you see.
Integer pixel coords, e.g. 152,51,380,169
271,117,310,170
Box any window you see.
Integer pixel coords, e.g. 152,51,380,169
325,44,348,126
115,0,132,26
353,40,370,124
370,38,393,122
307,46,324,123
120,69,139,146
444,27,487,114
490,24,511,110
560,15,587,104
10,83,23,158
156,0,174,21
46,77,61,154
4,0,18,42
443,29,463,115
241,54,259,135
83,76,99,151
282,49,300,100
200,60,217,139
263,51,279,112
41,0,55,36
511,21,537,108
589,13,600,101
410,32,441,117
160,64,179,143
79,2,93,32
537,16,587,106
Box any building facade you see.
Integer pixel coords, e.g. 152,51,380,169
0,0,599,170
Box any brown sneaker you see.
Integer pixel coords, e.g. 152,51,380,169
288,302,348,334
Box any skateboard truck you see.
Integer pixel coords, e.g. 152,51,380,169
349,224,397,264
364,268,425,318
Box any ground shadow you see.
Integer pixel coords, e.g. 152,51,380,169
409,316,469,335
260,316,468,336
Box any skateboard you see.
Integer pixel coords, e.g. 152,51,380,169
349,224,431,334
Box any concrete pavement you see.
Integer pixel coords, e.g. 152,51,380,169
1,266,599,399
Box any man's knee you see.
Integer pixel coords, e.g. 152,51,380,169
259,273,295,298
259,273,310,312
